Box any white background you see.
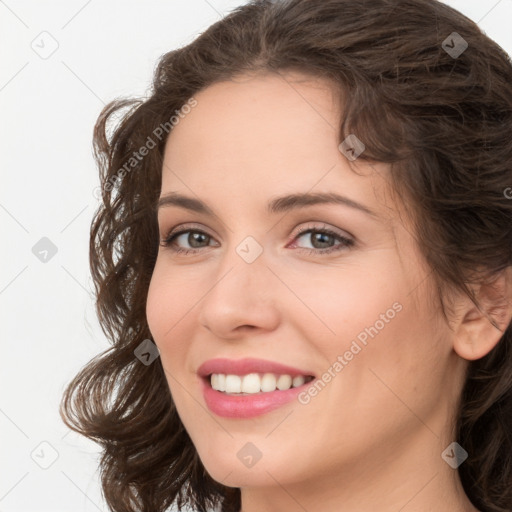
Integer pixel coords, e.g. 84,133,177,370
1,1,511,510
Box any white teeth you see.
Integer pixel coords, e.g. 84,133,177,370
276,374,292,390
261,373,277,392
292,375,305,387
210,373,312,394
225,375,242,393
241,373,261,393
217,373,226,392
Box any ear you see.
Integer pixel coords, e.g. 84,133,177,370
452,267,512,361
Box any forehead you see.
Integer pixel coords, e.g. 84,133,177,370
160,71,394,220
164,71,339,166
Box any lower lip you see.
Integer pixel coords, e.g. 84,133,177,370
201,377,312,418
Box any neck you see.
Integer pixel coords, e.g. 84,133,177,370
239,427,479,512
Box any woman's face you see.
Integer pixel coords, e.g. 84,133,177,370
146,71,466,492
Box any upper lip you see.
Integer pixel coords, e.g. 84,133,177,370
197,358,315,378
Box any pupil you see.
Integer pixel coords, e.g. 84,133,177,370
190,232,208,248
313,232,332,248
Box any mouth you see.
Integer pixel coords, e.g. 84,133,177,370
197,358,315,419
197,358,317,418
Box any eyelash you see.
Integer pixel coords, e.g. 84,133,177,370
159,223,355,256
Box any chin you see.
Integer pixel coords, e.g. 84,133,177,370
204,462,284,488
196,443,302,489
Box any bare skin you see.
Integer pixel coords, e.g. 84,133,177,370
146,70,501,511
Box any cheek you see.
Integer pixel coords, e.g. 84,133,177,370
146,259,194,330
145,264,191,355
322,296,446,441
145,267,198,407
290,259,408,350
293,259,444,402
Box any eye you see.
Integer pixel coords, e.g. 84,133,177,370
288,224,354,255
160,224,216,255
159,222,355,256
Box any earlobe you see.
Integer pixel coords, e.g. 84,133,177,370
452,267,512,361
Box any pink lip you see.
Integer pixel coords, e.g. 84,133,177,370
197,358,316,419
197,357,314,378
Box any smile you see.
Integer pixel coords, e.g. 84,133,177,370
210,372,315,394
197,358,317,418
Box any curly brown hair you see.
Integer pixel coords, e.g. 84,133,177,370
60,0,512,511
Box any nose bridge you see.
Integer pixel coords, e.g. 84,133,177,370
198,233,280,335
210,234,270,303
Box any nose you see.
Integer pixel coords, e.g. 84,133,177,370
197,245,281,340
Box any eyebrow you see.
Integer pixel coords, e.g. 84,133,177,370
157,191,378,218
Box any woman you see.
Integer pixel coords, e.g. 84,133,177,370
60,0,512,511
